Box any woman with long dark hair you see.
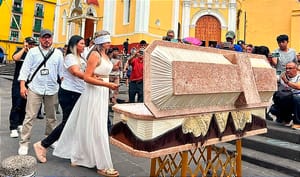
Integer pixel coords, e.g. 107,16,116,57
33,35,86,163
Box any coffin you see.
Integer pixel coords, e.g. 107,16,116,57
110,40,277,158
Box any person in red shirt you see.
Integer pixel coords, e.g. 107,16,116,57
128,49,144,103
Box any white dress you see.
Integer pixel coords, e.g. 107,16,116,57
53,57,113,170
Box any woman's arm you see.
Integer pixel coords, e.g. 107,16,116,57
68,65,84,79
84,51,118,90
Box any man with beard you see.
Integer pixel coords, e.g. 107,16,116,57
17,29,64,155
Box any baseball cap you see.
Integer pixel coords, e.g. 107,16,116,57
40,29,53,37
25,37,36,44
226,31,235,39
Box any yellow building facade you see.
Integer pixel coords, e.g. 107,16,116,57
2,0,299,61
55,0,300,53
0,0,57,62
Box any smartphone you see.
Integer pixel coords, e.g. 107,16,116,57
271,52,280,58
222,42,231,48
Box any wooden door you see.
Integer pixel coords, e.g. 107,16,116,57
84,19,94,39
195,15,221,47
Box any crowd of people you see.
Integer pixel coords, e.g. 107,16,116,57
7,28,300,176
9,29,120,176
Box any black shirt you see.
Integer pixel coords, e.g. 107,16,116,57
12,48,27,86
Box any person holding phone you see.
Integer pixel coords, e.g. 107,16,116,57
270,34,297,76
8,37,37,138
216,31,243,52
127,40,147,103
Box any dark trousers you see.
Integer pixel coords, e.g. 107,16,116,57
271,90,294,123
129,80,143,103
41,87,81,148
292,94,300,125
9,84,26,130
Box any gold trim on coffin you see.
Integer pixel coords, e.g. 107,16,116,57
231,110,252,131
182,111,252,137
214,112,230,134
182,114,213,137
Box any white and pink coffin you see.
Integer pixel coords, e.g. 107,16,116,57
110,40,277,158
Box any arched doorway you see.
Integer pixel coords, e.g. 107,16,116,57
195,15,221,47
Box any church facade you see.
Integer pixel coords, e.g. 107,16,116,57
55,0,300,52
1,0,300,62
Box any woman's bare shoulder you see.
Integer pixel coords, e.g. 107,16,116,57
88,51,101,66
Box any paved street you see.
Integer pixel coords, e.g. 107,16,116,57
0,64,292,176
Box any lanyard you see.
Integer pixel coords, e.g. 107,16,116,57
38,47,53,67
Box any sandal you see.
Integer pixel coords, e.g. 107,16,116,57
33,141,47,163
70,163,77,167
97,168,119,177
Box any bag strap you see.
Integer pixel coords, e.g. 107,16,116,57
27,48,55,84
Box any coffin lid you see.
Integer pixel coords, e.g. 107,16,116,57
143,40,277,118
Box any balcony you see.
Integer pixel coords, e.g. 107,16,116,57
9,36,19,42
12,6,23,14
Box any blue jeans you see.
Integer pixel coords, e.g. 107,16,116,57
129,80,143,103
41,87,81,148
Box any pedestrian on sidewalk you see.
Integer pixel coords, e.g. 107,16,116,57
33,35,86,163
17,29,64,155
53,30,119,177
109,47,121,104
9,37,37,138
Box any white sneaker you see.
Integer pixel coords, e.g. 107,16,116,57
10,130,19,138
268,113,277,122
18,144,28,155
18,125,23,133
50,141,58,149
284,120,293,127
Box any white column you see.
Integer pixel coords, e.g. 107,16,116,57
135,0,150,33
81,18,86,38
53,0,60,43
228,0,237,32
182,0,191,38
93,20,97,37
66,22,70,42
172,0,180,38
103,0,116,34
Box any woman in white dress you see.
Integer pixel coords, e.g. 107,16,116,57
53,30,119,177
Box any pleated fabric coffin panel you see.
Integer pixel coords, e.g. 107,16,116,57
143,40,277,118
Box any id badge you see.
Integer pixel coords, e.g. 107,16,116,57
40,69,49,75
